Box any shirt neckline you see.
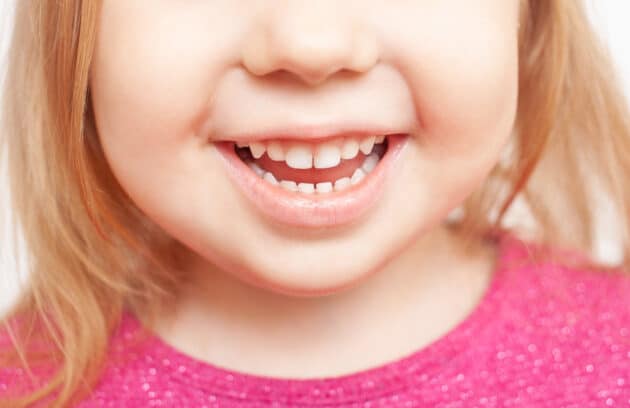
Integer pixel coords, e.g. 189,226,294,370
120,230,525,405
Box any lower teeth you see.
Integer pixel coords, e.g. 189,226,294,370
247,151,383,194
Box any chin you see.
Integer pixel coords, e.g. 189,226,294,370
232,250,383,298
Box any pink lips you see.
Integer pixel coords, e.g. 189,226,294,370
214,134,409,228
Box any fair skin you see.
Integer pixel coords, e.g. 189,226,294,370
89,1,519,377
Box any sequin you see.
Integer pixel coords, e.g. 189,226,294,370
1,233,630,406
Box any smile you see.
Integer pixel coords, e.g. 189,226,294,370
214,132,409,228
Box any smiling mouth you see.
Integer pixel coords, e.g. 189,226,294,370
214,132,408,228
233,134,389,194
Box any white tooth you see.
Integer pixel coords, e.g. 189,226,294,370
248,162,265,177
315,182,333,193
340,139,359,160
350,168,366,185
361,154,379,173
334,177,351,191
249,142,266,159
359,136,376,155
267,142,285,161
279,180,298,192
375,135,385,144
297,182,315,194
236,141,249,148
263,172,278,185
285,145,312,169
314,143,341,169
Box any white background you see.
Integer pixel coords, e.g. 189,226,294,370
1,1,630,314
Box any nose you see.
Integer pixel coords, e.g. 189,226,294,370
241,2,379,86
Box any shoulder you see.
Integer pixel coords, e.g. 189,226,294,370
73,312,164,405
0,314,57,401
499,235,630,358
484,234,630,402
0,311,151,405
498,233,630,324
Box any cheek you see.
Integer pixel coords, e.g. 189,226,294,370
381,2,519,159
412,65,518,201
88,3,241,217
415,44,518,155
89,3,238,161
377,2,519,212
416,44,517,204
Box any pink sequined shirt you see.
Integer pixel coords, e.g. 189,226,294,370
2,234,630,407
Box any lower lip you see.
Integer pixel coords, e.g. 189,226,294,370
214,134,409,229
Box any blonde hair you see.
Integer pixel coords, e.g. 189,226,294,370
1,0,629,406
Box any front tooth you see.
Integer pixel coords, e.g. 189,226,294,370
361,154,379,173
341,139,359,160
279,180,298,192
249,142,266,159
263,172,278,185
359,136,376,155
266,142,285,161
375,135,385,144
314,143,341,169
334,177,351,191
315,182,333,193
297,182,315,194
285,145,313,169
236,141,249,148
248,162,265,177
350,168,366,185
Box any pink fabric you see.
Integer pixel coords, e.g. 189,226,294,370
2,233,630,406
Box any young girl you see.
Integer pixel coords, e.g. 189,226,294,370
1,0,630,406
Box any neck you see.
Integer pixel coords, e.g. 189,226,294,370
152,225,498,378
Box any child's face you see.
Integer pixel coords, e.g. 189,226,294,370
90,1,519,294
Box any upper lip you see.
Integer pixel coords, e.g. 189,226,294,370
212,123,411,144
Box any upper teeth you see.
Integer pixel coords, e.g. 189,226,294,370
237,135,386,170
247,152,381,194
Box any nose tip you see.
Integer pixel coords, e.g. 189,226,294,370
241,11,378,86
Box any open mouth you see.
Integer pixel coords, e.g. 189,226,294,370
233,135,389,194
214,133,408,228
